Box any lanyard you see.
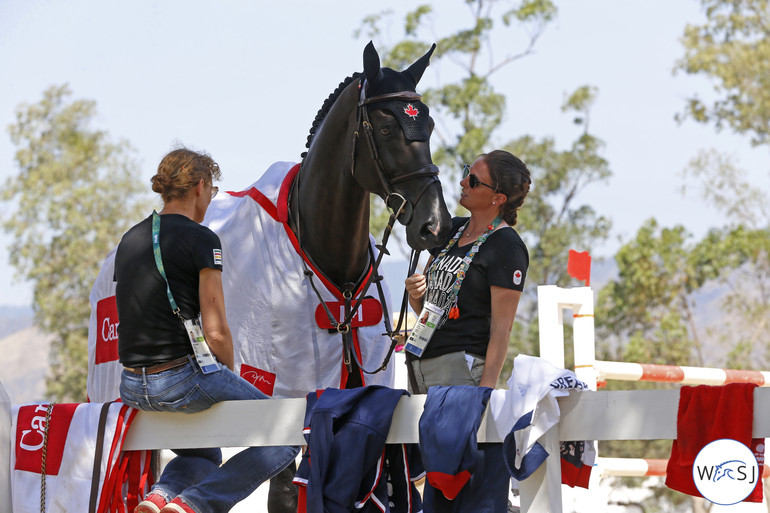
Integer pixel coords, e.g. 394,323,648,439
151,211,183,320
428,215,502,320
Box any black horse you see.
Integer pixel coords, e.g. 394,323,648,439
201,41,450,511
289,41,450,287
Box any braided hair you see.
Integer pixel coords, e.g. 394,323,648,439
483,150,531,226
301,73,362,161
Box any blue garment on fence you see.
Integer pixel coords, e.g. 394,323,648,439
294,386,423,513
418,385,507,513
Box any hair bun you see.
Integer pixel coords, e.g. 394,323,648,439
150,174,166,194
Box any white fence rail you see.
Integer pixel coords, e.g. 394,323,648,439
3,284,765,512
6,383,770,512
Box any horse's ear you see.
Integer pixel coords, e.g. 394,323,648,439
363,41,383,84
404,43,436,85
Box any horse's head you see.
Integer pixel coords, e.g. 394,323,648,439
352,41,451,250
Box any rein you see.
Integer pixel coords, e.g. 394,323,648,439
296,79,439,376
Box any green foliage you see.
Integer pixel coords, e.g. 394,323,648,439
679,149,770,369
675,0,770,146
597,219,711,367
360,2,612,366
597,212,770,375
681,149,768,228
2,84,152,402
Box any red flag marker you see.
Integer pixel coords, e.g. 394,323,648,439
567,250,591,286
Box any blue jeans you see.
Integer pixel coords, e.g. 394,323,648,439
120,357,299,513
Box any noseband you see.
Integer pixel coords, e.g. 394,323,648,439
353,80,440,224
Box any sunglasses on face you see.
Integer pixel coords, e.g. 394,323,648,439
462,164,496,191
201,179,219,199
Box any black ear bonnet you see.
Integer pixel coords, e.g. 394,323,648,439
365,69,430,142
362,42,436,142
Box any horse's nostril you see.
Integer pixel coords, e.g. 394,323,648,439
420,220,439,239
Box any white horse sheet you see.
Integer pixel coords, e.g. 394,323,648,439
87,161,394,401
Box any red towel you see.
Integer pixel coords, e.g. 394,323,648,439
665,383,763,502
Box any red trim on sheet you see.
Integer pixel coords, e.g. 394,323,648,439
276,164,299,224
226,188,280,221
229,164,374,301
226,163,376,384
277,168,375,304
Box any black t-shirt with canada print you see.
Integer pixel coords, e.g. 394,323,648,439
420,216,529,360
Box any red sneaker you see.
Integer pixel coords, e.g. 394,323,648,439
159,497,196,513
134,493,167,513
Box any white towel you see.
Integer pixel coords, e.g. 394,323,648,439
488,354,594,482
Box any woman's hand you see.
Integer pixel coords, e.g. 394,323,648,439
405,273,427,313
405,273,426,299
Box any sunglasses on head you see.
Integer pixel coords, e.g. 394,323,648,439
462,164,496,191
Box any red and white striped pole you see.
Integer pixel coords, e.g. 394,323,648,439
595,360,770,387
599,458,770,478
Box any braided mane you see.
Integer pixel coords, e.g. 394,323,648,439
301,72,362,161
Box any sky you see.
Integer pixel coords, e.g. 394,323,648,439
1,0,768,308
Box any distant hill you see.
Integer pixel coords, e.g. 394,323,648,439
0,326,53,404
0,305,34,339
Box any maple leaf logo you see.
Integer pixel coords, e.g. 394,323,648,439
404,103,419,118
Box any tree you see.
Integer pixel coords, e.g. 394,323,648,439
680,150,770,369
675,0,770,147
359,0,557,180
359,2,613,365
676,0,770,370
2,84,151,402
597,220,712,368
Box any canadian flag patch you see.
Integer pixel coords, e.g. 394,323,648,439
404,104,419,118
513,269,523,286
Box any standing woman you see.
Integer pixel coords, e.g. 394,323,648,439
404,149,531,392
116,148,297,513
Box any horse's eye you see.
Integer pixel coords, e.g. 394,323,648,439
379,127,391,136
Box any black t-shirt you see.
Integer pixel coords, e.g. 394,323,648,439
420,217,529,360
115,213,223,367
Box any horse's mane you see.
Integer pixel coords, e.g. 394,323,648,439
301,72,362,160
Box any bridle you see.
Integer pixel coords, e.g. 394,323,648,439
353,78,440,226
298,78,441,377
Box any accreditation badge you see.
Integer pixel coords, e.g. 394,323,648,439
404,301,444,357
183,318,221,374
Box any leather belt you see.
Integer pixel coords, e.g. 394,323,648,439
124,355,191,375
